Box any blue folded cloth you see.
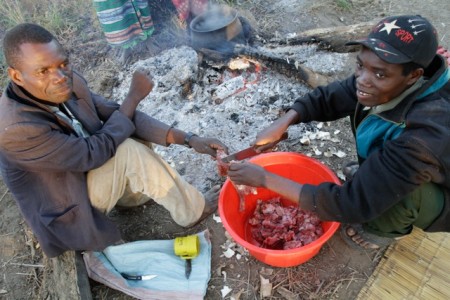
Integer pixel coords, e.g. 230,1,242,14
83,230,211,300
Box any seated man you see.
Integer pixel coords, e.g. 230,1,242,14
228,15,450,250
0,23,227,258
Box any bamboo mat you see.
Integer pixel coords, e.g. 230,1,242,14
357,227,450,300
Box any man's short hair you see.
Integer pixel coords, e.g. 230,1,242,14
3,23,57,68
401,61,423,76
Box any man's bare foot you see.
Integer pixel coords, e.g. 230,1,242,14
203,185,220,215
187,185,220,227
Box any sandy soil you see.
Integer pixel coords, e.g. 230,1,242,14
0,0,448,299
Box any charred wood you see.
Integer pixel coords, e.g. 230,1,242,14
234,44,332,88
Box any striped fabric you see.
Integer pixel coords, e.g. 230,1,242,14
93,0,208,49
93,0,155,49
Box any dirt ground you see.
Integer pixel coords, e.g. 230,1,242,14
0,0,449,299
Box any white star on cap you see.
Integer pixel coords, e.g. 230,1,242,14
379,20,400,35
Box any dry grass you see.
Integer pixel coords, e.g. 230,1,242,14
0,0,94,35
0,0,97,93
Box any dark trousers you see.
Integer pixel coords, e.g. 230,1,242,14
364,182,444,238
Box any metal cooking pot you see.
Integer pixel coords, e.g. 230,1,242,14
189,6,244,52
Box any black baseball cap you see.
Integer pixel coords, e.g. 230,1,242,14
346,15,438,68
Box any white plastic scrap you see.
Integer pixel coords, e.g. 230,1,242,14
221,286,232,298
324,146,347,158
316,131,331,140
337,170,346,181
259,275,273,298
213,213,222,223
223,248,236,258
323,149,333,158
333,150,347,158
312,146,322,156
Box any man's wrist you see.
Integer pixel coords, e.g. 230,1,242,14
183,132,198,148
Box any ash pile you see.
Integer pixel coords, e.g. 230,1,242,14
112,8,355,191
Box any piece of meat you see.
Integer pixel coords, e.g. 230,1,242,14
249,197,324,250
216,149,230,176
216,150,257,211
234,183,257,211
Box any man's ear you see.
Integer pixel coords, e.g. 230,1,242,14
407,68,424,85
7,67,24,87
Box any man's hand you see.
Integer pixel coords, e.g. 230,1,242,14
252,109,299,152
189,136,228,158
227,162,267,187
228,161,304,205
119,70,154,119
253,131,288,153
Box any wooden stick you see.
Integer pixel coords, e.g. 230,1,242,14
10,263,45,268
0,188,9,203
269,20,377,53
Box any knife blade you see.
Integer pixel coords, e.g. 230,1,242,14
221,132,288,163
221,146,258,163
121,273,158,281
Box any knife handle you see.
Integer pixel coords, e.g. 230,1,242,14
185,259,192,279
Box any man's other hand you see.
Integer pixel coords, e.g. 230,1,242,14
189,136,228,158
120,70,154,119
127,69,154,102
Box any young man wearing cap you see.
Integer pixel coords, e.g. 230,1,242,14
227,15,450,250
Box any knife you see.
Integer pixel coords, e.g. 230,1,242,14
121,273,158,281
221,132,288,163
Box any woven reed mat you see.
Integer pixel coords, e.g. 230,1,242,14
357,227,450,299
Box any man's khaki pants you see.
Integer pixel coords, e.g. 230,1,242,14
87,139,205,227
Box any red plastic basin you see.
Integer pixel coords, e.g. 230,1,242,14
219,152,341,267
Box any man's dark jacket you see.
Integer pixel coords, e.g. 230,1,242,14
0,72,171,257
291,55,450,232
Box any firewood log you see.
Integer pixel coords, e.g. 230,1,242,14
269,20,377,53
